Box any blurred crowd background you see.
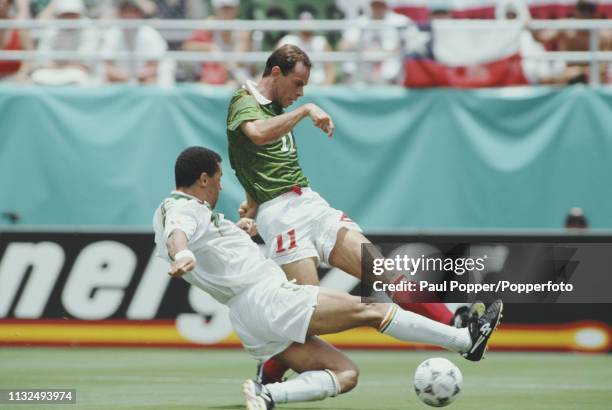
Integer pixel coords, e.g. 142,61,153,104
1,0,612,87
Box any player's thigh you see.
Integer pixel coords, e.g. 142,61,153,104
328,228,371,278
275,336,359,393
307,287,387,336
282,257,319,285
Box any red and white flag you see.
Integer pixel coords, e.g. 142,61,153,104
390,0,612,20
404,20,529,87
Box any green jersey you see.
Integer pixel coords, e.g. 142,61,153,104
226,82,309,205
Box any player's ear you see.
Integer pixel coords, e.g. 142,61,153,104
271,66,282,78
199,172,209,187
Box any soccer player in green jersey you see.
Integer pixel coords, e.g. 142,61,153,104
226,45,482,382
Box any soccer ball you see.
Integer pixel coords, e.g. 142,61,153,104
413,358,463,407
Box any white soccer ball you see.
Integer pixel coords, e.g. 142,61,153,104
413,357,463,407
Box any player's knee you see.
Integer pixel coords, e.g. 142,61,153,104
336,364,360,394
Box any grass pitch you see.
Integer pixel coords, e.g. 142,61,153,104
1,348,611,410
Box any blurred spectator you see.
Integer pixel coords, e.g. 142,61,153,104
557,0,612,83
496,0,572,85
33,0,130,19
565,207,589,230
338,0,419,84
30,0,99,85
152,0,208,50
0,0,33,82
334,0,366,20
182,0,251,85
277,11,336,85
152,0,207,19
101,0,172,85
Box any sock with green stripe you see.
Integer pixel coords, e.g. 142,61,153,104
379,305,471,353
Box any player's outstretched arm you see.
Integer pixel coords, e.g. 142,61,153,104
241,103,333,145
167,229,195,278
306,103,334,137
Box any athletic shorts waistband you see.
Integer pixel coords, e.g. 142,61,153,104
259,186,313,211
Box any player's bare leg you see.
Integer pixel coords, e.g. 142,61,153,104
329,227,455,324
281,257,319,285
244,337,357,408
276,336,359,393
309,287,502,363
327,227,367,277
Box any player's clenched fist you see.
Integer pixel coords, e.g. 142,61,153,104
305,103,334,138
238,200,258,219
236,218,258,236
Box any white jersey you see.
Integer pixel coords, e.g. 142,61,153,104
152,190,284,305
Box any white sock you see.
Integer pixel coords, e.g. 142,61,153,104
379,305,471,353
265,370,340,404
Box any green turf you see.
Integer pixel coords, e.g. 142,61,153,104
0,348,611,409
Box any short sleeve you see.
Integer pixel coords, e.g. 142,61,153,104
227,95,267,132
162,199,211,241
138,26,167,57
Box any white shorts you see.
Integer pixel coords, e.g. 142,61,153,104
256,188,362,266
228,271,320,360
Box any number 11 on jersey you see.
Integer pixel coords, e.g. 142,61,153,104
276,229,297,253
280,133,296,153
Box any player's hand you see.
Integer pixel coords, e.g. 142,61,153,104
238,200,258,219
169,257,194,278
236,218,258,236
306,103,334,138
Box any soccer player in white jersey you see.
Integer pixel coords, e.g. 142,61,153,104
152,147,503,410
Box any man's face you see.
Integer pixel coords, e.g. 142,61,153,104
216,5,238,20
205,167,223,209
273,62,310,108
370,1,387,20
119,6,144,19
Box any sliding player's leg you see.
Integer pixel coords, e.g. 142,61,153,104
309,287,469,352
246,287,501,409
308,287,503,362
244,336,357,409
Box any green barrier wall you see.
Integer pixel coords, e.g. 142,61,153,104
1,85,611,229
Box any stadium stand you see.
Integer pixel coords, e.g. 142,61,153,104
1,0,612,85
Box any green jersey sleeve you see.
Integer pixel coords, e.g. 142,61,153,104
227,95,268,132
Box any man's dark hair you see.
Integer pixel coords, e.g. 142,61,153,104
576,0,597,15
175,146,222,188
262,44,312,77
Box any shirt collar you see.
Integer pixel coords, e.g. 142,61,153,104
171,190,208,207
170,190,222,226
244,79,272,106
